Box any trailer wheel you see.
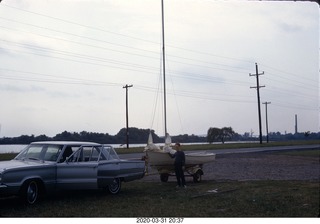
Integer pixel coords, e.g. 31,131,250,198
193,170,203,183
160,173,169,182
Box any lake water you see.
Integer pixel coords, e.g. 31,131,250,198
0,144,27,153
0,141,255,154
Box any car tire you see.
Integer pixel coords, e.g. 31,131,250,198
108,178,121,194
21,180,39,205
160,173,169,182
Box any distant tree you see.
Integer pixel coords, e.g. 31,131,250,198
220,127,235,143
207,127,235,143
115,128,160,144
172,134,205,143
207,127,221,143
16,135,35,144
34,134,50,142
53,131,75,141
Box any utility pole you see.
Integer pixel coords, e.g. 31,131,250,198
295,114,298,134
161,0,168,136
250,63,265,144
262,102,271,143
123,84,133,149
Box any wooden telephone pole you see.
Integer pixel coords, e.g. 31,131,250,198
262,102,271,143
250,63,265,144
123,84,133,148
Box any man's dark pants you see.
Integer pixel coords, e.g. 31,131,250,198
174,164,186,187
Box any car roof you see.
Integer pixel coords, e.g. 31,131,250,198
30,141,101,146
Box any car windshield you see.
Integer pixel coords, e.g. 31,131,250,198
15,144,63,162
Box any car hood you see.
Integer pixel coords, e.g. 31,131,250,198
0,159,48,173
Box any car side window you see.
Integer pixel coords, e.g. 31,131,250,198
102,145,119,160
109,149,119,160
69,149,82,162
83,147,94,161
59,146,76,163
67,146,106,163
83,146,105,162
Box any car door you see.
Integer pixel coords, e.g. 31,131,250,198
96,146,121,188
56,146,98,190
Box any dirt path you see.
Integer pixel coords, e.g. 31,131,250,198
142,151,319,183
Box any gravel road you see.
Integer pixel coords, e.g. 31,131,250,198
141,150,319,183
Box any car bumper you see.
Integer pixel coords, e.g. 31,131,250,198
0,184,19,197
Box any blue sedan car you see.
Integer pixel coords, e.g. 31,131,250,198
0,141,145,204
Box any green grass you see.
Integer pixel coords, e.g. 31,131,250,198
0,180,318,217
0,153,17,161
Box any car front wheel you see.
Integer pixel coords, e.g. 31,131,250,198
21,180,39,205
108,178,121,194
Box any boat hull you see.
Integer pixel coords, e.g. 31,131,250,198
146,151,215,166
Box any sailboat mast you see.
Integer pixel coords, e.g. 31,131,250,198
161,0,167,135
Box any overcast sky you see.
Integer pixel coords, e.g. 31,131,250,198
0,0,319,138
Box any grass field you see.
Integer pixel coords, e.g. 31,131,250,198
0,180,318,217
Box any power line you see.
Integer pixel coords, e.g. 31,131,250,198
264,86,318,101
0,67,122,87
0,40,254,88
0,67,317,112
1,4,159,45
0,4,256,70
0,16,160,56
0,3,256,65
0,25,252,76
1,38,316,95
0,25,160,61
265,73,318,90
261,63,318,83
1,1,316,83
0,42,316,110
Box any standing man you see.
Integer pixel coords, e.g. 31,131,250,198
169,143,186,188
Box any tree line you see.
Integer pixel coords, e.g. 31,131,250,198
207,127,319,143
0,128,207,145
0,127,318,145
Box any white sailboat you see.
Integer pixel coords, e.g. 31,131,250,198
145,133,215,166
144,0,215,183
